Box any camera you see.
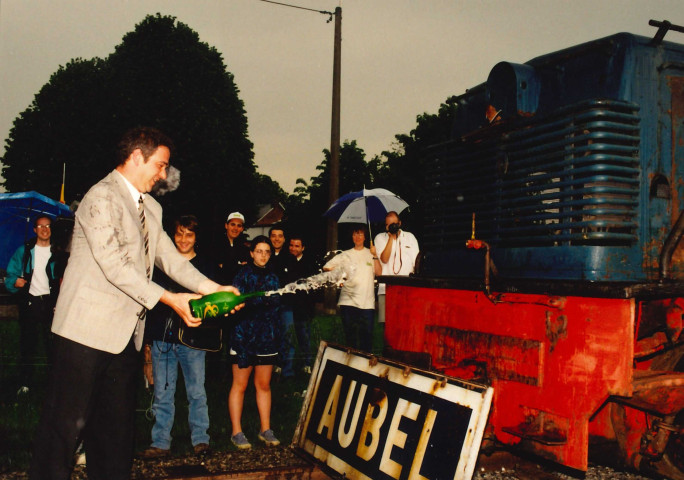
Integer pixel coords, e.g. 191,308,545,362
387,223,400,235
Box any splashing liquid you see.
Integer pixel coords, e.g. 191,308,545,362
188,251,356,319
266,253,356,296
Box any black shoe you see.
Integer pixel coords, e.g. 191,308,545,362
138,446,170,459
193,443,211,455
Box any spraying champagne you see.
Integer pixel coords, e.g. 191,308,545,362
189,291,265,320
188,253,355,320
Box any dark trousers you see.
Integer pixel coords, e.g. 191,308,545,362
292,304,313,365
340,306,375,353
29,334,139,480
19,294,54,382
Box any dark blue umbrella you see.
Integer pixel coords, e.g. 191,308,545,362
0,191,73,269
324,188,409,240
324,188,409,223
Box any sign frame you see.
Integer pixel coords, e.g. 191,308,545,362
293,342,493,480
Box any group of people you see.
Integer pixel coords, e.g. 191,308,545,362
139,215,319,457
4,126,419,480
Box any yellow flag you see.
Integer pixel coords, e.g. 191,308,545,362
60,163,66,204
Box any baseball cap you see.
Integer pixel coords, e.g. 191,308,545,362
226,212,245,223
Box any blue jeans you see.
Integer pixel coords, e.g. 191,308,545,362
150,341,209,449
340,306,375,353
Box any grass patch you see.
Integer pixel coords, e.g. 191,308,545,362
0,312,384,472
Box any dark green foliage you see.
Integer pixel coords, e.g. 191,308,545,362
285,140,383,255
287,97,458,255
1,57,115,198
1,11,461,260
373,96,459,238
106,15,257,234
0,14,276,257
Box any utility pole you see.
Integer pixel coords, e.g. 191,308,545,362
324,6,342,314
327,6,341,254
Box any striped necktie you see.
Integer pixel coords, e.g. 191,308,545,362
138,195,151,279
137,195,151,323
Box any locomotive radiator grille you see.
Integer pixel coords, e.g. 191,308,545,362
424,99,641,250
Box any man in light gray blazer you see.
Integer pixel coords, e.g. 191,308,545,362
29,127,241,480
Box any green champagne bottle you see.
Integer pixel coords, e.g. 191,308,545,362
189,291,266,319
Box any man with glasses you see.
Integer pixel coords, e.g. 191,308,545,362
374,211,419,324
6,215,58,387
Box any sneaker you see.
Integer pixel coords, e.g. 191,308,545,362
258,429,280,446
231,432,252,450
302,365,312,375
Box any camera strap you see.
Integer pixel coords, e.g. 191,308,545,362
392,236,403,275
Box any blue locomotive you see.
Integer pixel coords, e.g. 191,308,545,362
384,21,684,479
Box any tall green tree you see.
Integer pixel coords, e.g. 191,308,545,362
286,98,459,255
1,58,113,197
105,15,258,223
286,140,382,254
373,96,459,237
1,14,277,256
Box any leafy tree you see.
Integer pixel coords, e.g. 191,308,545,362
104,14,259,252
373,96,459,237
2,58,114,198
286,140,381,255
1,14,275,257
254,172,288,206
286,98,459,255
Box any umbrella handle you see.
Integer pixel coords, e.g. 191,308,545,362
363,191,373,243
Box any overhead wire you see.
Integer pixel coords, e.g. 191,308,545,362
257,0,334,19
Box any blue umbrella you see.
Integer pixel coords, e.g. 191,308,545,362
0,191,73,269
324,188,409,240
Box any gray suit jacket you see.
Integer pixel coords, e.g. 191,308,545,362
52,170,208,353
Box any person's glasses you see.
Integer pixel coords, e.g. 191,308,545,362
254,249,271,255
36,225,51,230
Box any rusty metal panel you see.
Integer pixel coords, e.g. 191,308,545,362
384,285,635,471
667,75,684,273
425,326,542,386
294,343,493,480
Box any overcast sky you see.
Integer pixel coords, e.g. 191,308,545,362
2,0,684,195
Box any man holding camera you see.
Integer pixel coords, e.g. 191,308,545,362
373,211,419,323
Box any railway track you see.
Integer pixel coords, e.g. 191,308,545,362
25,444,649,480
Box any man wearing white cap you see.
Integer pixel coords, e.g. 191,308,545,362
219,212,250,285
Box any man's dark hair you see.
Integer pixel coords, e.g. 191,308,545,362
33,215,52,228
117,127,175,167
174,215,199,237
289,233,305,247
250,235,273,252
268,226,285,237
